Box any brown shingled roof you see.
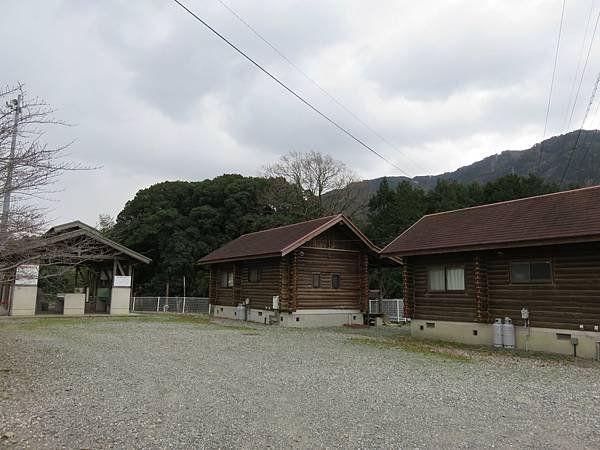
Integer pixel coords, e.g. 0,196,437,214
381,185,600,256
199,214,380,264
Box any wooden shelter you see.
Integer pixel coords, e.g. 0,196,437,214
199,214,389,326
381,185,600,358
2,221,150,316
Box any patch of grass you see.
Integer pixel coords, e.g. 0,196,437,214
0,313,258,334
351,336,472,362
350,333,600,367
408,336,577,363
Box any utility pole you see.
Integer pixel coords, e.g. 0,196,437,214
0,94,22,246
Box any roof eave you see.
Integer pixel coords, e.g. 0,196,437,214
198,252,282,265
381,233,600,257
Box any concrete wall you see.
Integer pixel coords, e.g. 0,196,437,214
212,305,364,328
63,293,85,316
110,287,131,315
411,319,600,359
10,286,37,316
279,309,363,327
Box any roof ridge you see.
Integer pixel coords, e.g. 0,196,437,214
238,214,342,237
423,184,600,218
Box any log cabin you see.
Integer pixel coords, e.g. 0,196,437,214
380,185,600,358
199,214,387,327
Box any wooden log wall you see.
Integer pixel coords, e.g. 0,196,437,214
402,257,414,319
486,243,600,330
239,258,281,309
411,253,477,322
212,264,234,306
474,254,490,322
294,247,363,310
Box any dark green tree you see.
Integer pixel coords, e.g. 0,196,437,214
366,178,427,247
110,174,296,296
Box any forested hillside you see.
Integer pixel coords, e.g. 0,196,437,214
347,129,599,204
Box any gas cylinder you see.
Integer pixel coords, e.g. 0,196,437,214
493,318,503,348
502,317,515,349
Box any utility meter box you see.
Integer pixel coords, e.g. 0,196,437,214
521,308,529,320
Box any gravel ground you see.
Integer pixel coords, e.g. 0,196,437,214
1,316,600,449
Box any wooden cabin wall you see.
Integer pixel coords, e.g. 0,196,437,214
294,247,364,310
211,263,235,306
486,243,600,330
411,253,478,322
301,224,362,251
239,258,281,309
407,242,600,331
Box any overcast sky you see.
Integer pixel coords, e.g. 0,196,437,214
3,0,600,226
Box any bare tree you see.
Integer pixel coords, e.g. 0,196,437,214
96,214,115,234
0,84,81,245
0,84,91,291
262,151,360,219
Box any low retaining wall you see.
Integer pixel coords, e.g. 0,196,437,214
212,305,364,328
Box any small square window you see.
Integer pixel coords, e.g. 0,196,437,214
427,266,445,291
531,262,551,281
221,271,234,288
332,274,340,289
249,267,261,282
510,262,529,282
312,272,321,288
510,261,552,283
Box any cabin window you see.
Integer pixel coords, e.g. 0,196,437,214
312,272,321,288
332,274,341,289
220,271,234,288
510,261,552,283
427,266,465,292
248,267,261,282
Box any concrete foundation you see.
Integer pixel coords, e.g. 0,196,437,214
411,319,600,359
110,287,131,315
63,293,86,315
212,305,364,327
10,286,37,316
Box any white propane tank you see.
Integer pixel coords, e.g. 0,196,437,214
503,317,515,349
493,318,504,348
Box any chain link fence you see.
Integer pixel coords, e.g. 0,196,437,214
369,298,406,323
132,297,209,314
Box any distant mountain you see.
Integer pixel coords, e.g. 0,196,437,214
340,130,600,218
357,129,600,194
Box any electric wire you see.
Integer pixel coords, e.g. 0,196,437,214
537,0,566,172
559,71,600,186
562,0,596,131
565,8,600,132
172,0,409,175
215,0,425,175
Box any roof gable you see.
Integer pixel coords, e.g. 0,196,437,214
199,214,380,264
44,221,151,264
381,185,600,256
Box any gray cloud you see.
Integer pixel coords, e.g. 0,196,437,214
2,0,599,225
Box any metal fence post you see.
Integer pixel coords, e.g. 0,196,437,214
182,296,186,314
132,296,136,312
396,299,400,321
156,296,160,313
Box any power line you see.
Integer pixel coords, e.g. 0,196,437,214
561,0,596,131
171,0,409,176
559,71,600,186
537,0,566,172
565,8,600,132
215,0,425,175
